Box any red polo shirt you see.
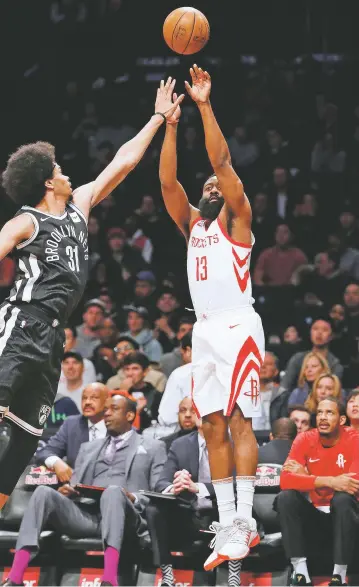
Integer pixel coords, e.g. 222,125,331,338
280,427,359,509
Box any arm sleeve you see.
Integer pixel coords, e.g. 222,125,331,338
280,434,317,491
155,443,180,493
35,419,69,464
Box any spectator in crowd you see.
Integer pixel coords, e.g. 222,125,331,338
281,319,343,395
160,317,194,377
105,227,146,293
227,125,259,172
288,405,311,434
253,224,307,286
154,289,183,353
147,416,217,587
328,302,355,366
257,418,297,465
3,395,166,587
291,193,323,261
252,352,288,432
338,208,359,250
122,352,162,431
297,251,347,307
122,306,163,362
36,383,108,478
328,234,359,281
57,352,87,411
160,396,197,452
60,326,96,385
311,132,346,174
158,333,192,429
251,192,280,260
270,325,306,371
267,167,297,221
305,373,342,416
45,395,80,430
288,352,329,406
124,214,153,264
107,335,167,394
261,129,291,175
126,270,157,315
92,344,118,382
343,283,359,338
97,317,118,348
75,299,105,359
277,397,359,586
345,390,359,430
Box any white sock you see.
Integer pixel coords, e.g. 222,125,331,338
235,476,255,521
213,478,236,526
291,558,310,582
333,564,347,583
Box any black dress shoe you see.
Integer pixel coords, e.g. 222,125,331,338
328,575,347,586
1,580,24,586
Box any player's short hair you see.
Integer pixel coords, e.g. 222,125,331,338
2,142,56,207
203,173,217,188
317,395,346,417
122,351,149,371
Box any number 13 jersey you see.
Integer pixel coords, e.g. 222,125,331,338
187,216,254,317
7,203,88,323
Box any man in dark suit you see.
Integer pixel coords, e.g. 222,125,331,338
2,395,166,587
36,383,109,482
147,419,217,587
160,396,197,452
258,418,297,465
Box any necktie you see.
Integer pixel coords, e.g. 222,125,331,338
198,445,211,483
104,436,124,464
90,425,97,441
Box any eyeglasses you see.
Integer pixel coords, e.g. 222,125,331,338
114,344,133,353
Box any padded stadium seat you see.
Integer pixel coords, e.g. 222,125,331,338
0,473,56,552
60,536,103,551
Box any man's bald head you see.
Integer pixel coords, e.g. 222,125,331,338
81,383,109,422
271,418,297,442
178,396,196,431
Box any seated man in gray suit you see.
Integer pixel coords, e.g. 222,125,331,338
36,383,109,482
2,395,167,587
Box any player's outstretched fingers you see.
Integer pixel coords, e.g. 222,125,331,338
169,78,176,94
160,79,165,90
173,93,185,108
190,67,197,81
165,77,172,91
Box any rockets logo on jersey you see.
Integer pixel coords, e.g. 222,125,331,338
45,224,88,263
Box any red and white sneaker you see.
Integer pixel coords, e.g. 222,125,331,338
204,517,260,571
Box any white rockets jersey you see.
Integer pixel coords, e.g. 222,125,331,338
187,216,254,317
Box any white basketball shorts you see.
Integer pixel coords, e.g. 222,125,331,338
191,307,265,418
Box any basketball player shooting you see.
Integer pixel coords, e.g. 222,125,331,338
159,67,265,569
0,80,183,509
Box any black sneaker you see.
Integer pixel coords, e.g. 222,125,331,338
328,575,347,586
1,580,24,587
290,573,313,586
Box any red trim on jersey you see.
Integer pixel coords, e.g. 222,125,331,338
189,216,202,233
226,336,262,416
232,247,251,293
217,217,252,248
191,376,201,418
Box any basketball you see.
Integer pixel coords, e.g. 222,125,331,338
163,7,210,55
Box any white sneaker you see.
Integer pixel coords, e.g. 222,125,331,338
204,518,259,571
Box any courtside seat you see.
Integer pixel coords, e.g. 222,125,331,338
60,536,103,551
250,463,284,557
0,472,56,551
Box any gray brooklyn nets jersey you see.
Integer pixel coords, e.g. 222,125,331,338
7,202,88,323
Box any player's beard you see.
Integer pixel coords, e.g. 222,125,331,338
198,196,224,220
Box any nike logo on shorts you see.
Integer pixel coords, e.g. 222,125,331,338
229,324,240,329
309,458,320,462
40,217,47,222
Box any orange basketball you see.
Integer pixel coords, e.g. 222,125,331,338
163,7,210,55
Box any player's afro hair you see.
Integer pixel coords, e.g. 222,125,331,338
2,141,56,207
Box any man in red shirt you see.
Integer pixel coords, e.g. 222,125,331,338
276,397,359,587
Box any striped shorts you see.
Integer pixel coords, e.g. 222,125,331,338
0,303,64,436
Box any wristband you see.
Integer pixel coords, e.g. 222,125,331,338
154,112,166,122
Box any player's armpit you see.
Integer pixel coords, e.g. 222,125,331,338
0,214,35,261
161,182,199,238
72,182,95,220
215,163,252,221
